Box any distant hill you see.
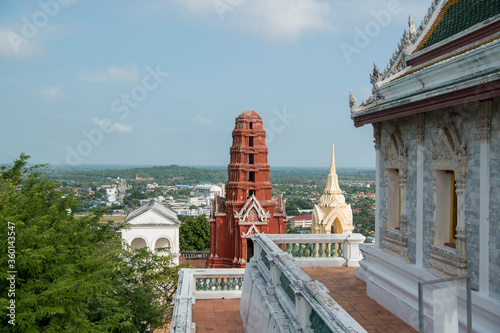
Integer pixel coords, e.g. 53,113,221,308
44,165,228,184
43,164,374,185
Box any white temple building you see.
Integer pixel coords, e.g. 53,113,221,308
121,199,181,265
350,0,500,331
312,144,354,234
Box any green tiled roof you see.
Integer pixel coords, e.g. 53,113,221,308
421,0,500,50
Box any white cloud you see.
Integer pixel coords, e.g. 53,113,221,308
334,0,430,28
92,118,132,133
170,0,336,41
37,86,64,102
195,115,212,124
79,64,139,84
0,28,41,58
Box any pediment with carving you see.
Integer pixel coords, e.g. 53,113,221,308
241,224,260,238
429,113,467,182
382,123,408,178
234,195,270,225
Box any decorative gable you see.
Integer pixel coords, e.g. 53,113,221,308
242,224,260,238
234,195,270,225
429,112,468,181
382,123,408,180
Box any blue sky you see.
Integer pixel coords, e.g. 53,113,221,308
0,0,429,168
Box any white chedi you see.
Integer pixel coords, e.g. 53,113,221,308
312,145,354,234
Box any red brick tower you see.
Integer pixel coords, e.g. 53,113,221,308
208,110,287,268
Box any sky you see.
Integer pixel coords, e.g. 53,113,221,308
0,0,430,168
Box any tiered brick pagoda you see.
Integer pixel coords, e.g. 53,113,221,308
208,110,287,268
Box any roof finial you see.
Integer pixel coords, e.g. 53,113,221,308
408,15,416,36
349,89,359,111
330,144,336,175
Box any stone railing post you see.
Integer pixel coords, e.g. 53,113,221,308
344,234,365,267
253,239,262,262
295,285,312,330
269,258,280,295
170,269,195,333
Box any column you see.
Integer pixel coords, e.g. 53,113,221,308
415,114,424,267
478,101,491,295
373,123,382,248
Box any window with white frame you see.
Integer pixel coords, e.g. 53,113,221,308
385,168,401,229
433,169,458,247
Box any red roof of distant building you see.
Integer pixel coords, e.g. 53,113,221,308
136,176,154,181
289,215,312,220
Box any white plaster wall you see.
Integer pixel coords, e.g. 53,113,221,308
121,210,180,264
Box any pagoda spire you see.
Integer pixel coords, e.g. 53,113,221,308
324,144,342,195
330,144,336,175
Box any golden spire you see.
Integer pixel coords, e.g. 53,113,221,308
330,144,336,175
324,144,341,195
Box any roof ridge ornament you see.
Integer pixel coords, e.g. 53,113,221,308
360,0,445,108
408,15,417,40
414,0,442,47
349,89,359,112
370,63,383,85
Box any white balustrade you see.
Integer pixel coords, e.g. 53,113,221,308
240,234,367,333
171,233,366,333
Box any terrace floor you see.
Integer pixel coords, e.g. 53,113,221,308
304,267,417,333
192,298,243,333
191,267,416,333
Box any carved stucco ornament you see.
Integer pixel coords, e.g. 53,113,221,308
234,194,270,225
373,122,381,150
429,112,468,185
428,111,468,279
382,122,408,181
349,89,359,112
360,1,444,108
242,224,260,238
478,100,492,144
381,122,409,261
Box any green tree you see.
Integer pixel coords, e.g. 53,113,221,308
0,155,185,332
179,215,210,251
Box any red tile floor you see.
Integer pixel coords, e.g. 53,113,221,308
190,267,417,333
192,298,244,333
304,267,417,333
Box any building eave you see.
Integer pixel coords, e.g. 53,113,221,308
353,76,500,127
352,38,500,126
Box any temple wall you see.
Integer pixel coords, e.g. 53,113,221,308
376,102,495,291
489,97,500,301
398,117,417,264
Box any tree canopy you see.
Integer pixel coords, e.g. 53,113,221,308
0,154,185,332
179,215,210,251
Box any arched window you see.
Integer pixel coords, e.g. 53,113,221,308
330,217,343,234
155,237,171,254
131,237,147,249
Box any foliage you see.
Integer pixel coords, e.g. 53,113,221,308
285,197,314,216
179,215,210,251
44,165,228,185
0,154,186,332
43,164,375,187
